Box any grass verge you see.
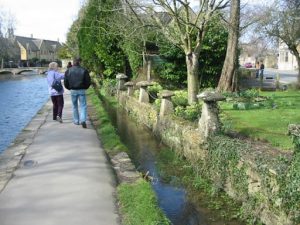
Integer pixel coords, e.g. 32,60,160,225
87,87,170,225
87,87,127,155
118,179,170,225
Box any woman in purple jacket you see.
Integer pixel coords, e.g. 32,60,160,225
47,62,65,123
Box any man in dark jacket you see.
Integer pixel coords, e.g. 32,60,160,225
64,57,91,128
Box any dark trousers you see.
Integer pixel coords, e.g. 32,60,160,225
51,95,64,120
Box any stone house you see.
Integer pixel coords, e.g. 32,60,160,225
239,43,257,67
10,35,62,66
239,43,278,68
278,41,299,70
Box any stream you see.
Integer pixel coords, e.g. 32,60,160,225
101,98,244,225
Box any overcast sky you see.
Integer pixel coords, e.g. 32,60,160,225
0,0,83,43
0,0,265,43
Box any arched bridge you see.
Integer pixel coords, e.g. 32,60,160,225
0,67,48,75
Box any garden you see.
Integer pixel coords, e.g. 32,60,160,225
220,89,300,150
142,82,300,151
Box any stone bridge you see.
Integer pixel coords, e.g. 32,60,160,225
0,67,48,75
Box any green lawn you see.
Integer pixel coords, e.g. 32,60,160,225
220,90,300,150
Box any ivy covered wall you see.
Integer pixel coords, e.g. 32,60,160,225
116,90,299,225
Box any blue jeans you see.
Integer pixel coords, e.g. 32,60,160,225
70,89,87,124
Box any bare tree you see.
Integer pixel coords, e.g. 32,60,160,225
261,0,300,83
0,10,6,68
0,9,16,68
123,0,229,103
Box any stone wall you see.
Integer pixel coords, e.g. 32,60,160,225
116,91,297,225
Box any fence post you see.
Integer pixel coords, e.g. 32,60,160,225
136,81,152,103
159,90,174,117
197,91,225,139
116,73,128,94
124,82,134,96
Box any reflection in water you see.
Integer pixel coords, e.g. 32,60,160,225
103,100,207,225
0,72,49,153
102,98,244,225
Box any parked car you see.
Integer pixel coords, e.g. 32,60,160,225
244,62,253,68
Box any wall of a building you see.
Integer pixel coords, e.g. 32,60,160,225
278,50,298,70
18,44,27,60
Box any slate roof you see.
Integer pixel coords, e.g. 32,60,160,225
14,36,40,52
43,39,62,52
13,36,61,52
32,39,43,49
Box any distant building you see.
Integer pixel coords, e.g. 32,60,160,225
239,43,256,67
239,43,277,68
278,42,299,70
8,34,62,66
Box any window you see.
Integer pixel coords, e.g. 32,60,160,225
280,51,284,62
285,52,288,62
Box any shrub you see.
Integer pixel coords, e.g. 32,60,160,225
184,103,202,121
101,79,117,95
171,90,202,121
148,82,163,102
240,89,259,100
174,103,202,122
174,106,185,118
172,90,188,107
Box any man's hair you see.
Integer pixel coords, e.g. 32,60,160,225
73,57,82,66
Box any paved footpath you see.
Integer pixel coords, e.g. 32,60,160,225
0,91,120,225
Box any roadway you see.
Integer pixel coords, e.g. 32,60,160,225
264,68,298,84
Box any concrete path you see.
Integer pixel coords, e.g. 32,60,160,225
0,92,119,225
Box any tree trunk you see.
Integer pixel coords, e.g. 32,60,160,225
288,47,300,85
142,51,148,79
296,57,300,86
289,47,300,84
295,53,300,84
217,0,240,92
186,53,199,104
147,59,151,81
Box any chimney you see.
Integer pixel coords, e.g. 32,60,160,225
8,28,14,39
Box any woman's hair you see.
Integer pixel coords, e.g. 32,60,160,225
48,62,58,70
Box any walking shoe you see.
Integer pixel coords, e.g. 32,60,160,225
81,121,87,128
56,116,63,123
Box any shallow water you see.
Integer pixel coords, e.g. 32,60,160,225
101,98,244,225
